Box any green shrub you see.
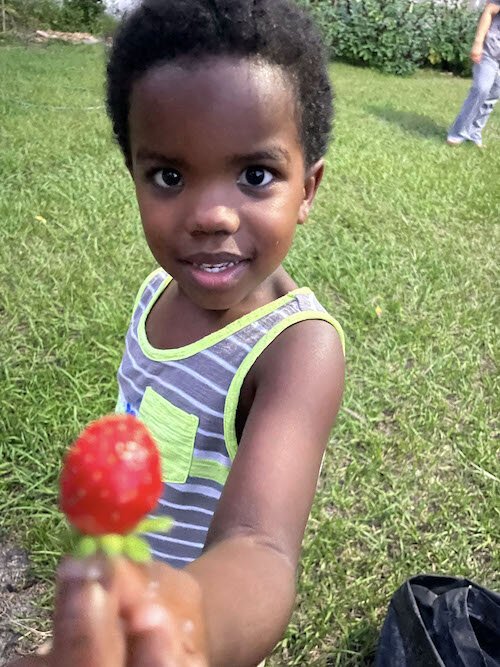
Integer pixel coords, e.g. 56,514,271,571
305,0,430,75
58,0,106,32
3,0,63,31
302,0,480,76
425,0,477,76
3,0,108,34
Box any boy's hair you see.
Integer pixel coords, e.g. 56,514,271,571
106,0,333,168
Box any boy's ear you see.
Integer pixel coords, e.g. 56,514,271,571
298,159,325,224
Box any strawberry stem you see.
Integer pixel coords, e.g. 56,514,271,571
70,516,173,562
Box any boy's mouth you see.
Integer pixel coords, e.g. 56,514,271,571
181,252,250,289
194,261,240,273
182,253,249,273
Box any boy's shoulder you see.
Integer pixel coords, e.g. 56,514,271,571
257,312,343,376
136,267,168,295
130,267,169,313
285,287,345,352
246,289,345,405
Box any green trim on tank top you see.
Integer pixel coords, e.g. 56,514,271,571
136,272,315,362
223,311,345,461
131,267,164,317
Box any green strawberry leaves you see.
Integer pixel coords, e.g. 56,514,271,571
71,516,174,563
74,535,99,558
136,516,174,534
123,535,152,563
100,534,125,557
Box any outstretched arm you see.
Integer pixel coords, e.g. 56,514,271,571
10,320,344,667
186,319,345,666
471,1,500,63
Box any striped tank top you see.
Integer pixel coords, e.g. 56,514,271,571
115,268,344,567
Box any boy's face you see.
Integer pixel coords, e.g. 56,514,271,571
128,57,323,312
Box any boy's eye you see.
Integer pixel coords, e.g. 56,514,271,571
153,169,183,188
238,167,273,187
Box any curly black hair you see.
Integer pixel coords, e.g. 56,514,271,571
106,0,333,168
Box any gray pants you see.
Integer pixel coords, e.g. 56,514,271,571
447,52,500,145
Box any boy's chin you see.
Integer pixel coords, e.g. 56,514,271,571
184,289,248,314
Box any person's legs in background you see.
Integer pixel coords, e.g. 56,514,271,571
468,67,500,145
447,53,500,146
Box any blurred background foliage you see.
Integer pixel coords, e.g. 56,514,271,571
300,0,480,76
1,0,481,76
1,0,114,34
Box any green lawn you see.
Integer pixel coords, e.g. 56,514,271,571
0,42,498,666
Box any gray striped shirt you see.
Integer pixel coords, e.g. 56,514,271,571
115,268,343,567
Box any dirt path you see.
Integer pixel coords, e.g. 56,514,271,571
0,538,50,665
34,29,102,45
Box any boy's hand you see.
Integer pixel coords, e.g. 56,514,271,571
471,42,483,63
12,556,208,667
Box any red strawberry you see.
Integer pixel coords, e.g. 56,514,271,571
60,414,163,536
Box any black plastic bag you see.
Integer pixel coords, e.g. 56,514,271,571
374,574,500,666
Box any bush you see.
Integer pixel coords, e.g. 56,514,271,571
301,0,480,76
3,0,108,34
426,0,478,76
305,0,430,75
3,0,62,31
59,0,106,32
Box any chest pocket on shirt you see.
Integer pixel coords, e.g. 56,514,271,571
139,386,199,484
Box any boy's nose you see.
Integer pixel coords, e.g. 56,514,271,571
187,206,240,235
186,199,240,236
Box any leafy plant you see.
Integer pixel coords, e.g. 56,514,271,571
301,0,480,76
59,0,106,32
2,0,64,31
425,0,477,76
3,0,107,33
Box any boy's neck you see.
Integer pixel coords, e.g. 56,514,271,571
145,267,297,350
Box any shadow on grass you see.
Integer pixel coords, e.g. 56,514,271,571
310,622,380,666
366,105,448,142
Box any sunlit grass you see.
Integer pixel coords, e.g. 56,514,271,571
0,42,498,665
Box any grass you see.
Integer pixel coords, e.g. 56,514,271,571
0,41,499,665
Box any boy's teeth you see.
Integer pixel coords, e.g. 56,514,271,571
196,261,237,273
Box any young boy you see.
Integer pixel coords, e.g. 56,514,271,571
11,1,344,665
447,0,500,147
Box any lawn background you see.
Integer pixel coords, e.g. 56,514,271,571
0,42,498,665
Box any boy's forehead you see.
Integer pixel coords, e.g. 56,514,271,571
128,57,300,152
133,57,292,114
146,55,286,84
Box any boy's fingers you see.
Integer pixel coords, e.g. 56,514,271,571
35,640,52,656
113,558,203,628
127,604,208,667
51,557,125,667
127,604,176,667
109,559,208,666
52,580,118,665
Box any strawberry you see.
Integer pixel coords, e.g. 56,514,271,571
60,414,163,537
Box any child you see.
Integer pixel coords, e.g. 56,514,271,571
11,1,344,665
447,0,500,147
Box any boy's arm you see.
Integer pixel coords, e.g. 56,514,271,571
8,320,344,667
186,319,345,667
471,2,500,63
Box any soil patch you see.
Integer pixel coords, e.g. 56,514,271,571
0,538,50,665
